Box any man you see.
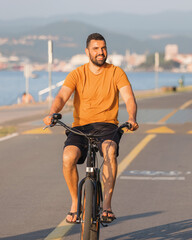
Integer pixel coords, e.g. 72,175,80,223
44,33,138,223
22,92,35,104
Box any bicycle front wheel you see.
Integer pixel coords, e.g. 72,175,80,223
90,182,101,240
81,179,93,240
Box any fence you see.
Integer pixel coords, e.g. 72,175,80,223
38,80,64,102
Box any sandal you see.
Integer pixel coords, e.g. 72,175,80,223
101,210,116,223
66,211,77,223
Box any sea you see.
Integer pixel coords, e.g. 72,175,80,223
0,70,192,106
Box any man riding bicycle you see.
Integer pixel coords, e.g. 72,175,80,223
44,33,138,223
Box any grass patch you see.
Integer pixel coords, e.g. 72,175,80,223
177,85,192,92
0,126,17,138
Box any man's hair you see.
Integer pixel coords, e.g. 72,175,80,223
86,33,106,48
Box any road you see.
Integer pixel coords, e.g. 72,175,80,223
0,91,192,240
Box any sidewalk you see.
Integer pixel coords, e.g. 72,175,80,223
0,102,50,126
0,86,191,126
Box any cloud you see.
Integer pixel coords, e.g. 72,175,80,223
0,0,192,20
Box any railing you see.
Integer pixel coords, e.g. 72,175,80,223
38,80,64,102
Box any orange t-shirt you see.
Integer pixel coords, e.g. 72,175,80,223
63,63,130,127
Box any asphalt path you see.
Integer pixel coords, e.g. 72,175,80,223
0,91,192,240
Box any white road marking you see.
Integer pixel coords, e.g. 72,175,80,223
0,133,19,142
120,176,186,181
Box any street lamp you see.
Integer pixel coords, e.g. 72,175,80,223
48,40,53,107
155,52,159,91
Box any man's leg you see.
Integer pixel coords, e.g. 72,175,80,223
63,145,81,222
102,140,117,219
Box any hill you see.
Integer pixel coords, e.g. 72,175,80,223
0,11,191,62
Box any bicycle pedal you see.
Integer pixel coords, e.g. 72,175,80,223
100,222,108,227
76,218,81,224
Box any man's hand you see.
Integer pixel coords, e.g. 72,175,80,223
43,115,53,126
127,119,139,131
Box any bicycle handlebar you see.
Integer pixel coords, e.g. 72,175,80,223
44,113,132,138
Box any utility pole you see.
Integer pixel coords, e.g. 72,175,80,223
48,40,53,107
155,52,159,91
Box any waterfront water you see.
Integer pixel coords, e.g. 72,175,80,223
0,70,192,106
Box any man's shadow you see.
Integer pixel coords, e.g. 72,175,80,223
105,218,192,240
2,213,192,240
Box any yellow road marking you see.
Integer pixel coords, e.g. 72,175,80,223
158,109,178,123
44,219,73,240
179,99,192,110
44,134,156,239
158,99,192,123
188,130,192,134
117,134,156,178
146,126,175,134
22,127,52,134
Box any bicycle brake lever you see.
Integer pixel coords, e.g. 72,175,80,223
120,122,132,130
43,123,55,130
43,125,49,130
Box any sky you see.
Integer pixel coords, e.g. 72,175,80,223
1,0,192,20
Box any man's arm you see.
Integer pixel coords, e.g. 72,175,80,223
119,85,138,131
43,85,73,125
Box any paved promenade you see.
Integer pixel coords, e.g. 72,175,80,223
0,88,184,126
0,88,192,240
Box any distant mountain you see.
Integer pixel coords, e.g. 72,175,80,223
0,20,147,62
0,11,192,62
1,11,192,39
57,11,192,39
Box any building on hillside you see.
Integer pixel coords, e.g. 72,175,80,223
69,54,89,66
123,50,146,70
107,53,124,66
164,44,192,72
173,54,192,72
165,44,179,61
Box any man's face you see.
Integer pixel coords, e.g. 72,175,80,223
86,40,107,67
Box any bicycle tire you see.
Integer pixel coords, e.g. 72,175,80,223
90,183,101,240
81,179,93,240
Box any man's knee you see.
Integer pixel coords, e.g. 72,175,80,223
63,146,81,168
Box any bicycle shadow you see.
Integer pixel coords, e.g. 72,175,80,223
64,211,163,237
0,211,161,240
2,214,192,240
106,211,163,226
105,219,192,240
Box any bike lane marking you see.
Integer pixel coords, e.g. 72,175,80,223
43,133,156,240
158,99,192,124
44,219,73,240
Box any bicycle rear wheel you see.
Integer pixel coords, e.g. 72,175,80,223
81,179,93,240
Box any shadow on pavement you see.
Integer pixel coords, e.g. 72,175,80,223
5,212,191,240
64,211,163,237
0,227,54,240
105,219,192,240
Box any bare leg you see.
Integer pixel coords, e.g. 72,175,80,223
102,140,117,218
63,145,81,222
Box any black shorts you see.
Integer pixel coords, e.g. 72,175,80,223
64,122,123,164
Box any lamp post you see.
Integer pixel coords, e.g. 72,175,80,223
48,40,53,107
155,52,159,91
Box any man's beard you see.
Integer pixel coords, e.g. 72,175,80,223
89,54,107,67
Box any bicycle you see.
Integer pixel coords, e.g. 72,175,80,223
45,113,132,240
